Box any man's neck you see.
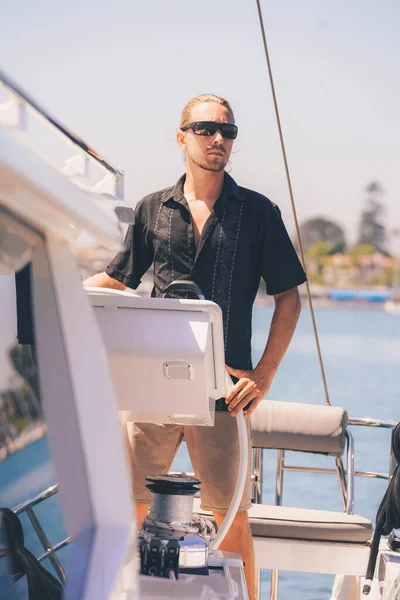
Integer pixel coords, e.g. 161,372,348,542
183,163,225,204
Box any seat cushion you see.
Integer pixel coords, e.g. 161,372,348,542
249,503,372,543
250,400,348,457
193,499,372,544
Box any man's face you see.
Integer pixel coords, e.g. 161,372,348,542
178,102,235,172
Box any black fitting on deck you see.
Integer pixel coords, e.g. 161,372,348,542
145,474,201,496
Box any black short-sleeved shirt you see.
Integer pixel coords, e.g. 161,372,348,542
106,173,306,370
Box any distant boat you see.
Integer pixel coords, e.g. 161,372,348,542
384,263,400,314
384,300,400,314
328,288,390,302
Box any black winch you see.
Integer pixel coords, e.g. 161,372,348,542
145,474,201,495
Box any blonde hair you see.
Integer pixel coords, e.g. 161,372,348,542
179,94,235,128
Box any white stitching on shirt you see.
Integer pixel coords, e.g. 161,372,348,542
154,203,163,234
224,201,244,350
186,215,192,299
168,203,175,291
211,201,228,302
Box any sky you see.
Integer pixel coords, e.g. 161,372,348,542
1,0,400,247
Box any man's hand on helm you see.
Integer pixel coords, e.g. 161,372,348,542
225,366,272,417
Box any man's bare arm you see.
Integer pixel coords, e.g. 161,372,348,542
226,286,301,416
83,271,126,291
253,286,301,385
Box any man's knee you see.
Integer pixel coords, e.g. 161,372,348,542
231,510,250,527
213,509,250,530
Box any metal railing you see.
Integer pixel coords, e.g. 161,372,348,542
252,430,355,514
348,417,397,480
251,417,396,513
251,417,396,600
0,70,124,201
9,484,69,584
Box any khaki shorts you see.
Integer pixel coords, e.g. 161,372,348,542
124,411,253,513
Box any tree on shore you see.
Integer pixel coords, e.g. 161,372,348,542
357,181,387,253
298,217,346,253
0,344,42,444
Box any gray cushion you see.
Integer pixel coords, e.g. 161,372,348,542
251,400,348,457
248,503,372,543
193,499,372,544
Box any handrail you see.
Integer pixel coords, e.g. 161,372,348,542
13,484,59,514
0,70,122,179
36,538,71,564
345,430,354,514
348,417,397,429
0,71,124,202
348,417,397,479
10,484,69,584
280,465,391,481
267,431,354,513
252,415,396,514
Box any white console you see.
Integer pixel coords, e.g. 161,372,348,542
86,288,228,426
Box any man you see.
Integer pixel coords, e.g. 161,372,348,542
85,93,306,599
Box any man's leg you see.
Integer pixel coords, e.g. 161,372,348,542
213,509,256,600
136,502,150,524
122,420,183,527
184,412,255,598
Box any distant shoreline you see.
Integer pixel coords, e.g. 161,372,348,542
0,421,46,463
135,275,397,312
255,297,389,311
255,288,395,312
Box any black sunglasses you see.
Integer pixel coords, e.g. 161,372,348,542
181,121,238,140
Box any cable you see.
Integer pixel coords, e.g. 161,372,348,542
210,410,248,550
255,0,331,406
363,422,400,595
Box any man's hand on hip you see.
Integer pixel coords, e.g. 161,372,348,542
225,366,272,417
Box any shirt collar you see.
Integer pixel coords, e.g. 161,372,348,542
162,172,243,204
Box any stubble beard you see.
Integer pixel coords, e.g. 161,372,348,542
192,154,228,173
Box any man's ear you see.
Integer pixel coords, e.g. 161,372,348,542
176,129,186,149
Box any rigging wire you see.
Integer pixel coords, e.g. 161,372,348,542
255,0,331,406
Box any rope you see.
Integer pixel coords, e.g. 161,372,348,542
191,513,216,543
140,514,216,544
255,0,331,406
363,422,400,595
140,517,198,538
